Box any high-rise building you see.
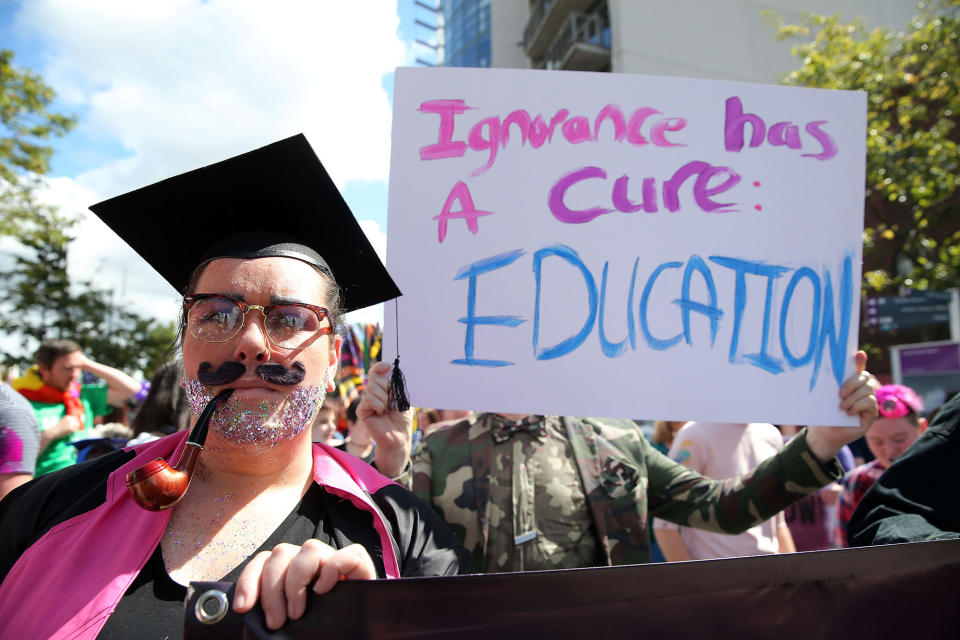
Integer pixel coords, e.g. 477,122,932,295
492,0,916,83
442,0,492,67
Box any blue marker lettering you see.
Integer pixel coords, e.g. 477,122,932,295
674,255,722,346
533,245,598,360
812,254,853,389
779,267,821,369
598,258,639,357
640,261,683,350
710,256,789,373
452,249,526,367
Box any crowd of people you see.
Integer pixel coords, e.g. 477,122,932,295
0,136,955,638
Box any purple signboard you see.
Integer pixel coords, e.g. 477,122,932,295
899,343,960,375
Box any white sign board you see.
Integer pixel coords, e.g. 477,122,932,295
386,67,865,426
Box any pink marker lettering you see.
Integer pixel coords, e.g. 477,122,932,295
419,100,471,161
802,121,838,161
502,109,532,148
767,122,802,149
612,175,658,213
626,107,661,146
561,116,592,144
468,116,500,176
724,97,765,152
432,181,494,243
594,104,626,142
663,161,741,212
529,115,549,148
547,109,569,142
650,117,687,147
548,167,613,224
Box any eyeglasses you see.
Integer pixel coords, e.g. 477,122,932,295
184,294,331,350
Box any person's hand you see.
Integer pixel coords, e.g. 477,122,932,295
40,414,84,450
806,350,880,463
52,414,84,439
359,362,413,477
77,352,93,370
234,540,376,630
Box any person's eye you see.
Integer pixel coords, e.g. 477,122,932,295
200,311,231,325
268,307,314,331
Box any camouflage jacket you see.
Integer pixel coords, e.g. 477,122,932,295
405,414,842,571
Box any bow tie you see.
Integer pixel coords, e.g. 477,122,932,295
490,415,548,444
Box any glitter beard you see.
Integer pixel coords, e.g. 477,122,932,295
183,378,324,447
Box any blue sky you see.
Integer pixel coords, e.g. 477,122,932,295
1,0,433,329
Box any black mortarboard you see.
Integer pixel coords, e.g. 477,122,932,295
89,134,400,312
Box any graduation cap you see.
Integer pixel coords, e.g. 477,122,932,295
88,134,400,313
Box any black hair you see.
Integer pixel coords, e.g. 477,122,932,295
131,361,190,436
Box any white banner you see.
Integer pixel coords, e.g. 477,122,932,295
385,67,865,426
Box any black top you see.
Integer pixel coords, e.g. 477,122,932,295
848,391,960,545
0,447,473,639
99,482,385,639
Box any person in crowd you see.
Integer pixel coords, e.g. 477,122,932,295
0,136,470,638
848,391,959,544
128,361,192,443
835,384,928,547
11,339,142,475
310,403,341,445
650,420,685,455
334,397,375,465
646,419,686,561
0,383,41,500
778,424,853,551
653,422,796,561
364,353,879,573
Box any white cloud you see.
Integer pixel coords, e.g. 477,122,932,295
18,0,404,192
12,0,406,329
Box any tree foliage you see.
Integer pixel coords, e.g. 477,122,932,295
0,51,174,378
0,198,176,378
772,1,960,293
0,49,75,185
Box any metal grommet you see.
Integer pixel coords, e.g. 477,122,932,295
194,589,229,625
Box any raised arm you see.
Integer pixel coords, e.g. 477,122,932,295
358,361,413,479
648,355,879,535
80,354,142,405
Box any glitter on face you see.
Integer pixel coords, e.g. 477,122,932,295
183,378,324,446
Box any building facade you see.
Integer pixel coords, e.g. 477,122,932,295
489,0,917,82
442,0,492,67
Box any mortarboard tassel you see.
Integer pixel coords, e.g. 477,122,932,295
387,355,410,412
386,302,410,412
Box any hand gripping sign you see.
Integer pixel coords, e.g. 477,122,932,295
385,67,866,427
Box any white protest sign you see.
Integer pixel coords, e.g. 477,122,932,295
385,67,865,426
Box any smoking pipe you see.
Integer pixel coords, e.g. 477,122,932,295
126,388,234,511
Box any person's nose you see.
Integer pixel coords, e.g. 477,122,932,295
232,309,272,364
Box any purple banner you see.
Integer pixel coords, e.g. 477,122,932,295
899,343,960,375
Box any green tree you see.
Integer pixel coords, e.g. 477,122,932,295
0,49,76,236
0,198,177,379
0,50,174,378
771,1,960,293
0,49,75,184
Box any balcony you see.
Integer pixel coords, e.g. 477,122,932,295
543,10,611,72
522,0,598,61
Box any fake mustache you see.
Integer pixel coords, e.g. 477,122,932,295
196,361,307,386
